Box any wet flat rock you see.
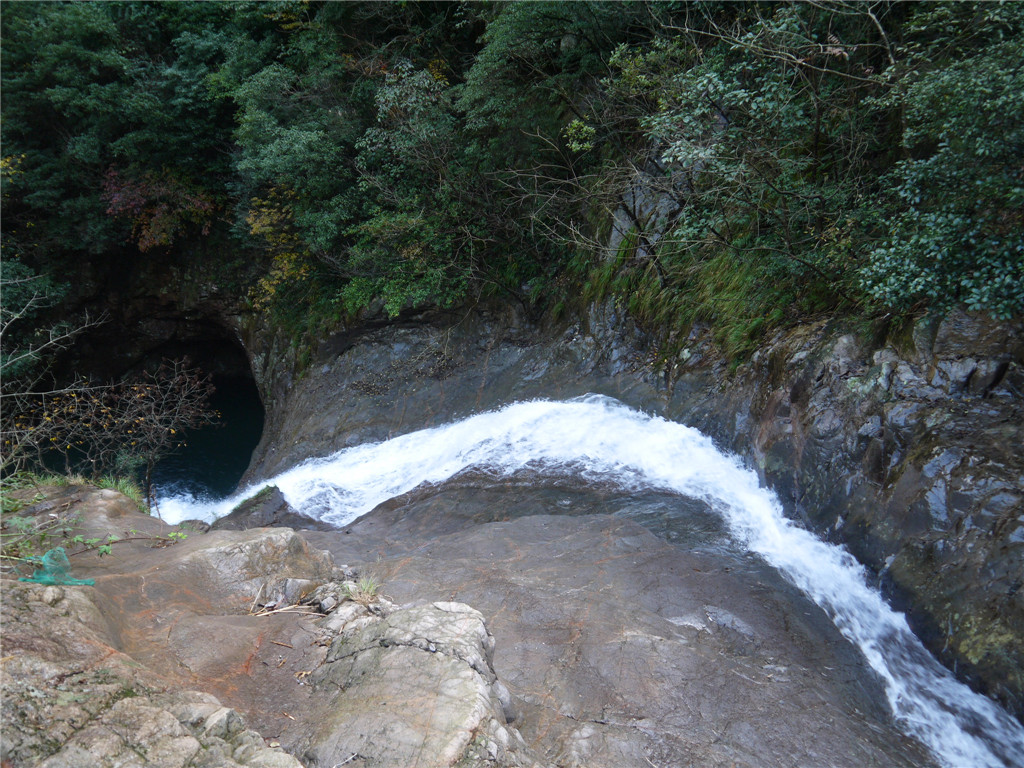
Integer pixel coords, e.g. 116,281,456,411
306,509,937,768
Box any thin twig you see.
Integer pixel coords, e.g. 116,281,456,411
253,605,322,617
249,583,264,615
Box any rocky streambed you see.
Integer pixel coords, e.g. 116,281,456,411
4,301,1022,768
240,300,1024,724
3,484,933,768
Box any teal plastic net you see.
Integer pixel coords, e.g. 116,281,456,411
19,546,95,586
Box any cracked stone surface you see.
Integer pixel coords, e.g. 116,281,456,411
305,500,937,768
1,489,539,768
1,578,303,768
296,601,537,767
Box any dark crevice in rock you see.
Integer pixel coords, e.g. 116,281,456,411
374,636,492,678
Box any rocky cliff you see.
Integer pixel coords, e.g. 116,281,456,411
238,300,1023,722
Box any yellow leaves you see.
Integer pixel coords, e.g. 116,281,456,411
247,186,301,242
399,241,428,265
0,154,26,171
245,186,318,311
427,58,450,86
1,155,25,198
250,250,314,311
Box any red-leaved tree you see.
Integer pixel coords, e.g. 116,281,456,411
102,168,215,252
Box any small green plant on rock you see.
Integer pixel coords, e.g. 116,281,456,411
0,477,189,579
343,575,381,606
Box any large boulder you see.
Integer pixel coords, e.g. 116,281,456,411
296,601,537,767
1,577,303,768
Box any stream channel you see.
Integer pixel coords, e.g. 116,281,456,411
158,395,1024,768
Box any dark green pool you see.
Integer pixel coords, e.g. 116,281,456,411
150,375,264,501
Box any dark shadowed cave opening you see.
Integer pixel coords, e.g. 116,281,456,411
61,316,265,501
149,372,264,500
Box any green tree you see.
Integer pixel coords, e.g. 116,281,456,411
860,3,1024,318
1,2,133,252
457,0,655,168
1,2,239,258
566,3,896,354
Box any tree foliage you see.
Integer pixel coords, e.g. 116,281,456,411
1,360,218,506
859,4,1024,318
0,1,234,256
1,0,1020,369
558,1,1022,354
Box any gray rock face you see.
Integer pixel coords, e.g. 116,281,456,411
305,509,934,768
298,601,536,768
691,311,1024,718
240,302,661,484
211,486,336,532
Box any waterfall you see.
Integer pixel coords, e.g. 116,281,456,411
159,395,1024,768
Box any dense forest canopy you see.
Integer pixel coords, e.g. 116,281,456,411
2,0,1022,366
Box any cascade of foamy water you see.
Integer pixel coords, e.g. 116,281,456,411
159,395,1024,768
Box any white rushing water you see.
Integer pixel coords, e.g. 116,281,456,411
160,395,1024,768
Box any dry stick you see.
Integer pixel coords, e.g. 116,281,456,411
253,605,322,617
270,641,294,649
249,583,264,615
68,534,184,557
